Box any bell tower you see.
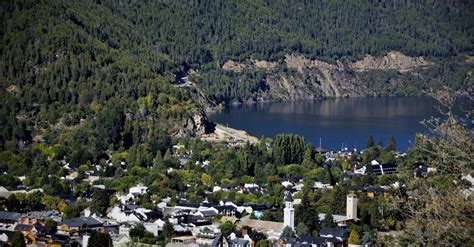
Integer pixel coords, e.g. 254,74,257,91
283,190,295,230
346,193,358,220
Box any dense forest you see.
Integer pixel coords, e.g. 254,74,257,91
1,0,473,161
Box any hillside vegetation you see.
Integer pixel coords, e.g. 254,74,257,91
0,0,473,159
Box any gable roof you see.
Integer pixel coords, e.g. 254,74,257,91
319,227,349,239
14,224,34,231
60,217,102,228
0,211,21,221
199,210,218,217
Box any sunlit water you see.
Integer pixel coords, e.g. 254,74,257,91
209,97,470,151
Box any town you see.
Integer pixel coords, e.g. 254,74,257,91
2,132,470,247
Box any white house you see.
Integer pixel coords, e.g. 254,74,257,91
144,222,160,236
111,234,131,246
108,205,148,222
129,185,148,195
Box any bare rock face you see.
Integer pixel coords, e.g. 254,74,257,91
174,110,216,137
222,59,277,72
214,51,439,103
222,60,248,72
351,51,433,72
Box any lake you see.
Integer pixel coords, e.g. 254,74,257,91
208,97,459,151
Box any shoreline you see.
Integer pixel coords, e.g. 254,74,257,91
199,123,259,144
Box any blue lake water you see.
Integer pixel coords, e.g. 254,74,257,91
208,97,465,151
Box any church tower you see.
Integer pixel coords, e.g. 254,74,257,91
346,193,358,220
283,190,295,230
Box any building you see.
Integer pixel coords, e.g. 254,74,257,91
346,193,358,220
0,211,21,224
283,191,294,231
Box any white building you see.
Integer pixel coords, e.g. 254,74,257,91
346,193,358,220
129,185,148,195
283,191,294,231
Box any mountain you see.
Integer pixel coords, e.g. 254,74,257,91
0,0,473,157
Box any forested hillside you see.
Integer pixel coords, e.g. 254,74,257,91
87,0,474,103
1,0,473,156
0,0,203,179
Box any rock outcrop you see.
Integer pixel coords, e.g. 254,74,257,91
217,51,437,102
174,110,216,137
351,51,432,72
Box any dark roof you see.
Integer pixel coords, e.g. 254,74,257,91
298,236,325,245
126,204,139,210
284,191,293,202
0,230,16,238
220,184,234,189
230,238,250,246
145,210,163,220
60,217,102,228
373,163,398,175
211,233,224,247
0,211,21,221
200,210,218,217
319,227,349,239
246,204,270,211
177,202,200,208
33,223,50,234
366,187,385,193
215,206,237,212
14,224,34,231
347,185,364,191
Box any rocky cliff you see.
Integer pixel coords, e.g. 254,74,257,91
173,110,216,138
217,51,444,102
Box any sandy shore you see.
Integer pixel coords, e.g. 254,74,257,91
200,124,258,144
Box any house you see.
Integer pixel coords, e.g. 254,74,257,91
111,234,131,246
14,223,36,234
0,211,21,224
195,209,218,219
347,185,364,192
19,210,61,225
319,227,348,242
413,164,428,178
312,182,333,190
366,187,385,198
353,165,366,175
174,213,211,227
229,236,251,247
176,201,200,210
59,217,103,234
129,185,148,195
143,222,160,236
0,187,12,199
219,200,240,208
318,214,355,227
0,232,10,244
215,206,240,218
169,236,196,246
119,222,133,236
108,205,148,222
373,163,398,175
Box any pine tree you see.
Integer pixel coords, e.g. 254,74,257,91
366,136,374,149
88,231,112,247
387,136,396,151
331,186,347,215
322,213,336,228
296,189,320,233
